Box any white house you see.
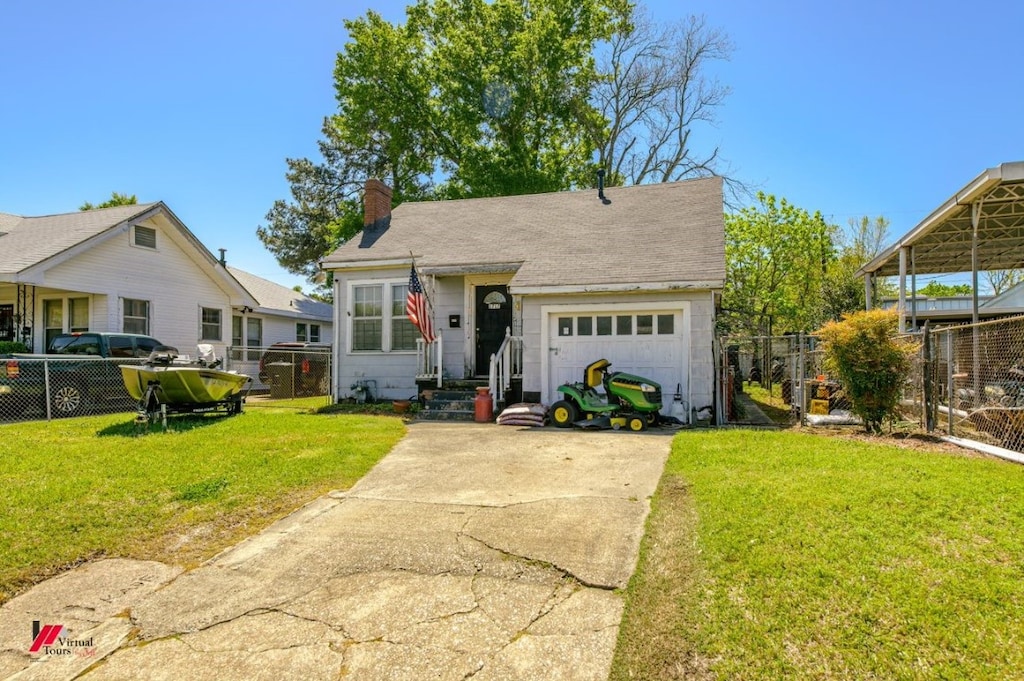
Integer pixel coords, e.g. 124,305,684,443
0,202,329,360
320,178,725,414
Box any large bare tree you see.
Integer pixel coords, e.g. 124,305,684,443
594,9,735,192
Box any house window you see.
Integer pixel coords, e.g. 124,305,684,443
123,299,150,335
391,285,417,350
134,225,157,249
231,315,244,360
350,281,420,352
44,299,63,350
295,323,321,343
200,307,222,341
247,318,262,358
352,285,383,351
69,298,89,332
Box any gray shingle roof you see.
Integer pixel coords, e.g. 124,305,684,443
228,266,332,320
321,177,725,289
0,204,158,275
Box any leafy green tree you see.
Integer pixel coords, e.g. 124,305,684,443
819,215,892,322
917,281,972,297
260,0,735,287
80,192,137,211
722,192,835,336
818,309,919,434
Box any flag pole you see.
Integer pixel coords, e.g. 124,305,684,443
408,251,434,312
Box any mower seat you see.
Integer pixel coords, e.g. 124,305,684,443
585,359,611,388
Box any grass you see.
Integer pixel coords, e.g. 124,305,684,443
743,382,793,424
0,402,405,602
612,429,1024,680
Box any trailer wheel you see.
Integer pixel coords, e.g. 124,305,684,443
550,400,578,428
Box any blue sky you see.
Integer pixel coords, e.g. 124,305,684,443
2,0,1022,292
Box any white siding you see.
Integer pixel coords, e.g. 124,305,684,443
40,219,234,356
332,267,420,401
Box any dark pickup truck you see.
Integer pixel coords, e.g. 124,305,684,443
0,332,164,419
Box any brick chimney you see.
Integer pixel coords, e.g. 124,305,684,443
364,178,393,227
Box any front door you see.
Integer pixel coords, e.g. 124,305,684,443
475,285,512,375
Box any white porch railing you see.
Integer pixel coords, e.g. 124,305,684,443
415,335,443,388
489,327,524,411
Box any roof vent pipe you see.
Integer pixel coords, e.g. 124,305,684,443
597,169,610,204
218,248,227,266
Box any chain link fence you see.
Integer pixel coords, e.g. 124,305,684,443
224,346,332,400
1,345,334,424
0,356,147,423
925,316,1024,452
722,315,1024,455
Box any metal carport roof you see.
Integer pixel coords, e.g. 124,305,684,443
858,162,1024,278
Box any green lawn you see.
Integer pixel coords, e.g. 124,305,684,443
0,403,404,602
613,429,1024,680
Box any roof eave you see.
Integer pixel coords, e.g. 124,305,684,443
857,162,1024,277
511,280,724,295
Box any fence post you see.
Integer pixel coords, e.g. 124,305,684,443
797,333,806,426
43,358,52,421
923,323,933,432
946,331,954,437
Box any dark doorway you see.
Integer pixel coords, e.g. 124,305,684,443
0,305,13,342
475,285,512,375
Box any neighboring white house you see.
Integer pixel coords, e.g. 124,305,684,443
320,177,725,413
0,202,328,360
226,265,333,357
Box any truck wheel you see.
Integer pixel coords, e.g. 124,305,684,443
550,400,578,428
52,383,85,416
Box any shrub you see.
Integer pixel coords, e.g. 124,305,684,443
0,341,29,356
816,309,918,434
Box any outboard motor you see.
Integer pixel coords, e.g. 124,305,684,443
197,343,219,368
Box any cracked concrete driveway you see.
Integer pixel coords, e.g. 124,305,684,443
1,422,670,680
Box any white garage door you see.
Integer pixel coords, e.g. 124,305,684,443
547,310,686,409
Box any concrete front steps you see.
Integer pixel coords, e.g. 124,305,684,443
416,380,498,422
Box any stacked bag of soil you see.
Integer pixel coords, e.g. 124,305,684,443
496,403,548,427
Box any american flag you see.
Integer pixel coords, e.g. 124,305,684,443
406,264,436,343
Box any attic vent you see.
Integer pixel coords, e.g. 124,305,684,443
134,225,157,249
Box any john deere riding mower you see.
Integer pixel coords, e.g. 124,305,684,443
550,358,663,431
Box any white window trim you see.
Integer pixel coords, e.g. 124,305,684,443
346,279,417,354
199,305,223,342
122,297,152,335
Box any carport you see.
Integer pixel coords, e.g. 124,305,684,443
858,161,1024,328
857,162,1024,457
